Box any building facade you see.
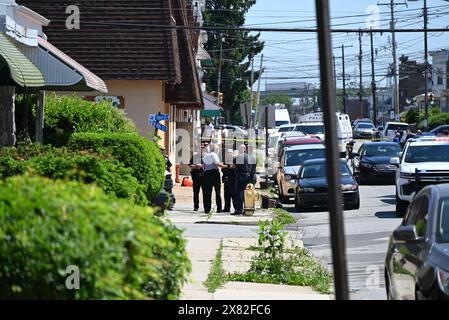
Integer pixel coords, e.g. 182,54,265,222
430,49,449,112
19,0,205,165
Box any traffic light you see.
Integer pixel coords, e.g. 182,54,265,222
429,93,435,106
218,92,224,105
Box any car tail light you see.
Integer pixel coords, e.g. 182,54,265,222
437,268,449,296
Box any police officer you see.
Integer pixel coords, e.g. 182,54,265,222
233,144,252,215
189,148,205,212
202,144,224,214
222,149,237,213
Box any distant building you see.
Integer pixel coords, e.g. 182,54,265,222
430,49,449,112
398,55,427,112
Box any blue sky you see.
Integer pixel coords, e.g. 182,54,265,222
245,0,449,90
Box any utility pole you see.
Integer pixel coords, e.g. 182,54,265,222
358,32,364,118
370,31,378,127
254,54,264,127
315,0,349,300
217,36,224,120
424,0,429,129
342,45,347,114
378,1,407,116
333,55,337,93
334,44,353,114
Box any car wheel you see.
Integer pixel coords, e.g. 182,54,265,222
385,270,393,300
294,194,302,212
278,185,289,204
395,194,408,217
347,196,360,210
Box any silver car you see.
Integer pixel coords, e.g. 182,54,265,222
276,144,326,203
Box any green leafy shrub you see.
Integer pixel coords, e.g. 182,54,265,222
68,133,165,199
228,219,333,294
428,112,449,129
0,145,147,205
44,94,136,145
0,176,191,299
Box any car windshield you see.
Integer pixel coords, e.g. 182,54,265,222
437,198,449,243
296,125,325,135
285,149,325,167
404,145,449,163
357,123,374,129
276,121,290,127
301,162,352,179
363,144,401,157
278,126,295,133
386,124,408,132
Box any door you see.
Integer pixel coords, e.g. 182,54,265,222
391,195,429,299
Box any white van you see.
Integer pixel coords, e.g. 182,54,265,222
275,108,291,127
296,112,353,157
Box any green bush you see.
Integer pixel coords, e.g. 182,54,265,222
428,112,449,129
0,176,191,299
0,145,147,205
44,94,136,145
68,133,165,199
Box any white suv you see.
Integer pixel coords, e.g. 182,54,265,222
392,137,449,217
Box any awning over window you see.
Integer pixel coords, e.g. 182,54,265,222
38,37,108,93
201,92,222,117
18,44,84,90
0,32,45,88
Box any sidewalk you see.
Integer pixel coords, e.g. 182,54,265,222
171,180,332,300
168,183,273,225
181,237,332,300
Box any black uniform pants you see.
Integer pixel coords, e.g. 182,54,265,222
192,175,203,210
203,170,222,213
223,179,238,211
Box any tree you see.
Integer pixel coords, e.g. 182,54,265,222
261,93,293,108
203,0,264,124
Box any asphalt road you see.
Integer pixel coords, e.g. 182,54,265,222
284,184,402,300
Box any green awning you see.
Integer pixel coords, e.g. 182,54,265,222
0,33,45,88
201,109,222,117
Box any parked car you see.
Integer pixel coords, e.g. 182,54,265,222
353,122,376,139
385,184,449,300
392,136,449,217
381,122,409,142
352,118,373,129
276,140,325,203
429,125,449,136
277,123,297,133
352,142,402,184
294,158,360,211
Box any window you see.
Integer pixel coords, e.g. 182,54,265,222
405,195,429,237
363,144,401,157
404,145,449,163
296,125,325,135
300,161,351,178
285,149,325,167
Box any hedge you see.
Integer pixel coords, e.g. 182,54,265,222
0,176,191,299
43,94,137,145
68,133,165,199
0,144,147,205
428,112,449,129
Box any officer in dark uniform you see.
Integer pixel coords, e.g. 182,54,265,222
222,149,237,213
189,149,204,212
233,144,252,215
